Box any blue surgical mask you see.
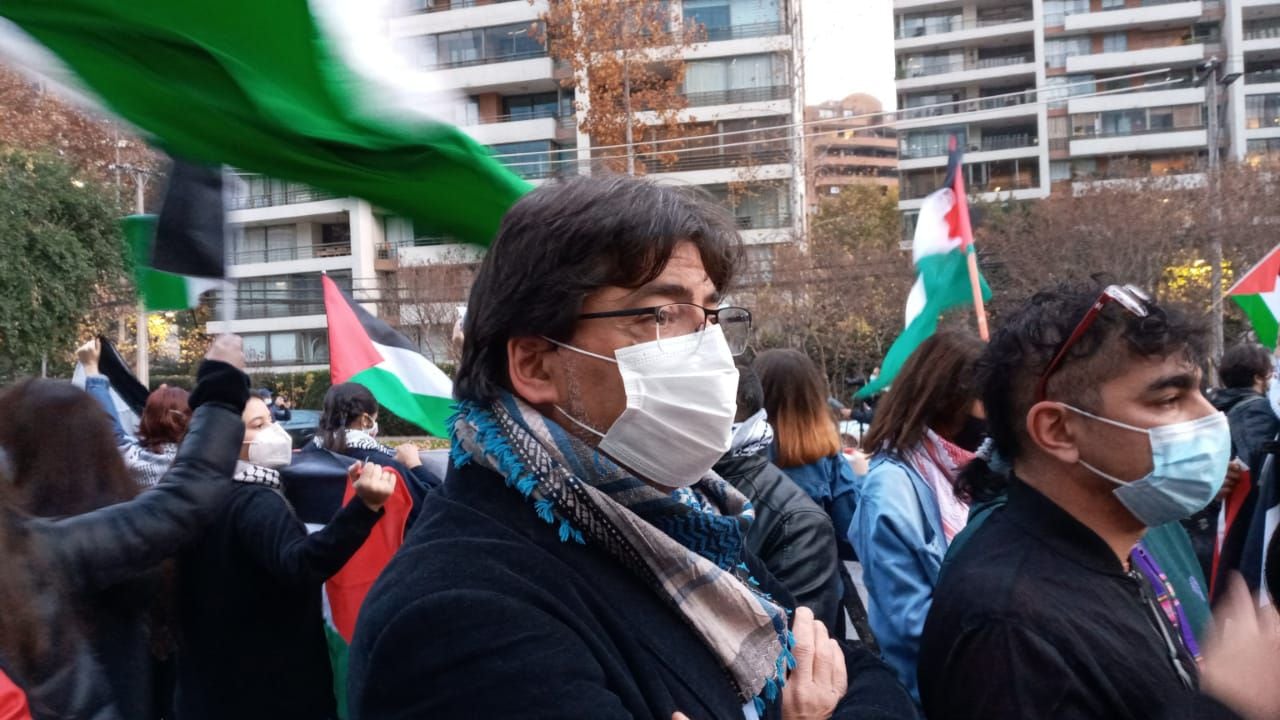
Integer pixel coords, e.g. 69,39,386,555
1064,405,1230,527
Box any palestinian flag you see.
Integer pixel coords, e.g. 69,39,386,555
123,215,225,312
2,0,531,247
857,138,990,398
322,274,453,437
1228,244,1280,349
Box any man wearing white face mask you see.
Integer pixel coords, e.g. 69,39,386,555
174,393,398,720
349,175,916,720
918,282,1277,720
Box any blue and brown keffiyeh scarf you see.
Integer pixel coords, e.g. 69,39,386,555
450,392,795,713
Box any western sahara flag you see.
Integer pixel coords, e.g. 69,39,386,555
857,139,990,398
1229,244,1280,349
322,274,453,438
1,0,531,247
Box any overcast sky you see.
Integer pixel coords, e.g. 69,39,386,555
802,0,896,110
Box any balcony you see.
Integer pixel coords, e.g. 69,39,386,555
901,133,1038,160
898,90,1037,128
695,20,788,42
1246,67,1280,85
465,113,573,145
402,0,522,13
431,48,547,70
1063,1,1203,33
1066,43,1205,74
895,15,1036,53
683,84,791,108
736,212,792,230
897,54,1035,80
230,241,351,266
1244,20,1280,42
228,187,338,211
639,149,791,174
1069,126,1208,157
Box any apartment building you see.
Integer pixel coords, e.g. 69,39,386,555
805,93,899,211
208,0,806,372
893,0,1280,234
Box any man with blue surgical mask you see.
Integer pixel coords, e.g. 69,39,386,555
918,282,1279,720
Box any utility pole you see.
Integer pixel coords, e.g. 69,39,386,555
1198,56,1242,379
132,167,149,387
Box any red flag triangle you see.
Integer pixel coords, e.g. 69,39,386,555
322,274,385,384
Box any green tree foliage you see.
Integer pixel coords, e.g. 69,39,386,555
0,151,127,380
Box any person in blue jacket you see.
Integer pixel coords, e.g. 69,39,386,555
847,330,985,702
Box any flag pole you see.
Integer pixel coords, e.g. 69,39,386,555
948,135,990,341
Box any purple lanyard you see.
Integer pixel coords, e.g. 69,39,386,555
1131,543,1201,659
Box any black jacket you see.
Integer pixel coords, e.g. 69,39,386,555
17,360,247,720
349,460,917,720
713,449,842,629
918,479,1235,720
1212,386,1279,475
175,470,383,720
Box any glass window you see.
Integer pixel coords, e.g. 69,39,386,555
1103,32,1128,53
684,54,783,94
503,92,559,120
1102,0,1124,8
1044,37,1091,68
270,333,299,364
483,23,542,59
490,141,562,178
1051,161,1071,182
436,29,482,65
242,335,269,365
1246,94,1280,130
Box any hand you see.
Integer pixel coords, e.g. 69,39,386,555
1200,574,1280,720
351,461,396,512
206,334,246,369
75,338,101,375
1219,459,1246,501
781,606,847,720
395,442,423,469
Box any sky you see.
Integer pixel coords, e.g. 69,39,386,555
802,0,896,110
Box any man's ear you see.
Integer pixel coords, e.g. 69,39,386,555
1026,401,1082,466
508,337,562,405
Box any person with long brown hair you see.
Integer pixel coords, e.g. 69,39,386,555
753,348,859,551
847,330,985,702
0,335,249,720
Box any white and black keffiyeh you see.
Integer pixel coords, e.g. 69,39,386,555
233,461,282,490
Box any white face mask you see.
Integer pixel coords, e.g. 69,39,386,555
548,324,739,488
246,422,293,469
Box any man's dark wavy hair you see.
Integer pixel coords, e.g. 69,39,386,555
957,280,1208,502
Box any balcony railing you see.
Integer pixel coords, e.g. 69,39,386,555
1246,67,1280,84
897,54,1034,79
376,236,457,260
683,84,791,107
1073,121,1205,140
230,241,351,265
899,90,1035,120
402,0,521,14
895,12,1035,39
980,133,1037,151
228,187,338,210
735,212,792,230
638,148,791,174
695,20,787,42
1245,21,1280,41
432,48,547,70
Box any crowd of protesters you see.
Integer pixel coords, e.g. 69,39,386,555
3,174,1280,720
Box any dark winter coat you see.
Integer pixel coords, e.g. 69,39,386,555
712,449,842,628
14,360,247,720
348,460,918,720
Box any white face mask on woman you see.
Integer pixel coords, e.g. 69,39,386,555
548,324,739,488
245,422,293,469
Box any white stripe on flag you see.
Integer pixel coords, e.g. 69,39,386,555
370,340,453,398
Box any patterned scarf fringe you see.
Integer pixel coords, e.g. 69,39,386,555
448,399,795,712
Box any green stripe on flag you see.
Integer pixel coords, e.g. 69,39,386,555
123,214,217,311
350,366,454,438
1234,294,1280,350
324,622,350,720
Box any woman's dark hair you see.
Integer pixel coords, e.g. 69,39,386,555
456,174,743,402
862,331,985,454
137,384,191,453
1219,342,1272,389
956,281,1207,503
753,349,841,468
318,383,379,453
0,450,45,679
0,379,138,516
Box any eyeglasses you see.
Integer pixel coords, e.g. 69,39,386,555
1034,284,1151,402
578,303,752,356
